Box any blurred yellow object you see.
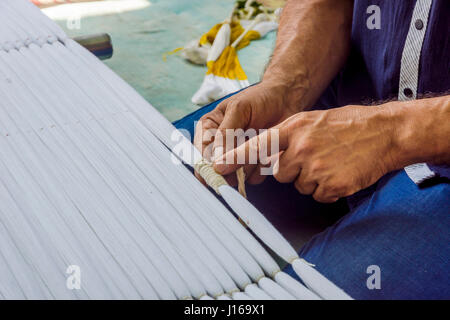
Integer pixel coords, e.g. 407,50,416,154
165,21,260,65
206,46,247,81
199,21,261,51
199,23,221,46
189,2,279,105
192,17,265,105
171,1,279,67
258,0,286,9
162,47,183,62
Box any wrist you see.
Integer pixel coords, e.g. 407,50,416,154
260,75,311,114
380,99,448,170
378,103,408,172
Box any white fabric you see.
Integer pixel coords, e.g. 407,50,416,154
207,22,231,63
191,74,250,105
240,19,278,37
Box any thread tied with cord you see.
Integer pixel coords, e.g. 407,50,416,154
194,159,228,194
194,159,247,197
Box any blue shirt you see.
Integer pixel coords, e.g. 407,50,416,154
326,0,449,185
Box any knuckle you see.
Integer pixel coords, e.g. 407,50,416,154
285,119,298,133
273,170,285,183
293,113,308,125
309,160,326,174
199,109,218,121
324,181,355,200
313,190,337,203
302,135,314,149
327,180,347,194
342,184,358,197
274,174,287,183
231,101,251,118
217,99,230,110
197,116,215,130
294,179,302,192
227,100,241,111
312,192,326,203
296,140,313,156
315,184,332,198
199,113,209,121
294,179,309,194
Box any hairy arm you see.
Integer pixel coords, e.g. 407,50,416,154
263,0,354,111
388,95,450,169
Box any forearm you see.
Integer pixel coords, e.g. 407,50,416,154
386,96,450,169
263,0,353,110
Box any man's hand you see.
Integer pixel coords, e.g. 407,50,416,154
193,0,354,186
213,105,399,203
194,82,300,185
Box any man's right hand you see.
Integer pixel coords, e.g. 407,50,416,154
194,82,299,185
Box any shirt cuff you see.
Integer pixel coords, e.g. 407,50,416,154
405,163,449,187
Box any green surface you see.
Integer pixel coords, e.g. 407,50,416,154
53,0,276,121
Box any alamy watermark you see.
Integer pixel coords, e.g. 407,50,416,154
366,265,381,290
66,265,81,290
366,5,381,30
171,123,281,176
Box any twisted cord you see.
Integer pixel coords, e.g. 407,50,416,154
194,159,228,195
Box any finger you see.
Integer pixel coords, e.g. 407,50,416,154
194,171,206,185
247,163,268,185
212,101,251,159
294,170,318,195
312,184,339,203
272,145,303,183
247,151,280,184
196,163,252,188
193,100,228,149
193,108,225,184
194,115,222,156
202,142,214,163
224,172,238,186
224,164,256,186
196,166,240,187
213,127,289,175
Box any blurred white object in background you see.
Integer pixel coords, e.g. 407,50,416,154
41,0,151,20
191,14,277,105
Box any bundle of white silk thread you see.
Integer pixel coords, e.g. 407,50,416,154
0,0,351,300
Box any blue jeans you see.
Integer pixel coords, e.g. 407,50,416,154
173,90,450,300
